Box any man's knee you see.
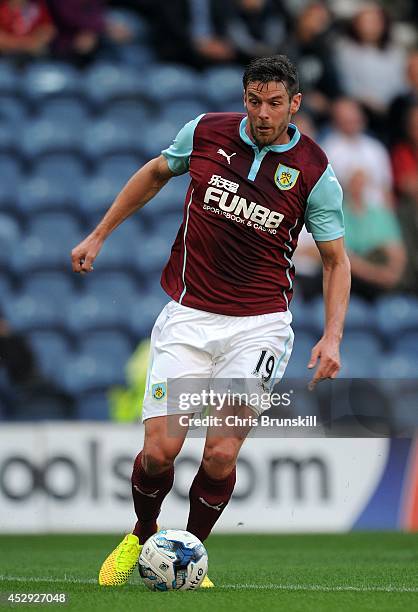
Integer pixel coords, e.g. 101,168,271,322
203,441,239,478
141,445,176,476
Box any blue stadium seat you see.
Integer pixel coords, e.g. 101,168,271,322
27,330,72,382
36,97,89,123
79,329,133,364
79,173,122,217
344,296,374,331
376,294,418,339
0,154,21,182
140,177,188,219
83,118,140,160
63,354,125,394
394,334,418,358
10,391,74,421
0,214,20,272
3,294,66,332
288,296,313,333
160,100,209,128
12,213,82,274
0,156,21,217
339,331,381,378
101,100,150,128
116,43,156,69
129,293,169,338
65,293,133,335
12,236,72,275
135,236,172,278
0,273,13,307
28,212,82,247
84,63,145,108
153,214,182,244
145,64,201,104
0,60,19,94
307,294,375,336
283,331,314,379
203,66,244,109
341,331,381,359
33,153,86,184
82,270,140,302
17,175,82,215
138,120,184,159
378,353,417,379
19,117,84,162
0,212,20,249
98,223,144,272
23,272,76,304
21,62,82,103
96,154,141,184
0,123,18,156
76,390,110,420
0,95,27,125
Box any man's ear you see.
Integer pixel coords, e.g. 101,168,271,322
243,90,247,110
290,93,302,115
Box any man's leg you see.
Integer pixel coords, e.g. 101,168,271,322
132,414,189,543
99,414,188,586
187,405,253,542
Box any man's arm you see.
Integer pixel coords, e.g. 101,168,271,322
348,244,406,289
308,237,351,389
71,155,174,273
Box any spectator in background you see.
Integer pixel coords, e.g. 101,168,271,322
391,104,418,294
150,0,235,67
335,2,406,138
388,49,418,145
46,0,133,65
391,104,418,204
293,110,323,300
282,1,342,125
0,312,38,387
0,0,55,58
343,169,406,301
321,97,393,208
225,0,288,65
0,310,74,419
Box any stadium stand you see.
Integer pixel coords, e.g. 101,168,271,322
0,1,417,425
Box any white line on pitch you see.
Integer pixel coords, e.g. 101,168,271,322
222,583,418,593
1,576,418,593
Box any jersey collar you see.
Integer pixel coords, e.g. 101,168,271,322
239,116,301,153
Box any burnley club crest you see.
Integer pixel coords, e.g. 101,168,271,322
274,164,300,190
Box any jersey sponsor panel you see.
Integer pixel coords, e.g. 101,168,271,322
161,113,343,316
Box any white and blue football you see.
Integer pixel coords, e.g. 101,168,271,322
138,529,208,591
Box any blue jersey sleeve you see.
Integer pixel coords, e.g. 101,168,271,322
305,164,345,241
161,114,205,175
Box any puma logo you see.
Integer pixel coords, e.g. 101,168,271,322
217,149,236,165
199,496,224,511
134,485,159,498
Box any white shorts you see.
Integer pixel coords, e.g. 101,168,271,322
141,301,294,420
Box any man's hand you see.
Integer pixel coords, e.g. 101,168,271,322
71,233,104,274
307,336,341,391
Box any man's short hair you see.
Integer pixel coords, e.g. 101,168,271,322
243,55,300,99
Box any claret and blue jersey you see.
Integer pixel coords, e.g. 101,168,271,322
160,112,344,316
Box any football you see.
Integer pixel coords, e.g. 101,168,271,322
138,529,208,591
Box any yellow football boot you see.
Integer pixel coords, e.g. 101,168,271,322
98,534,141,586
201,574,215,588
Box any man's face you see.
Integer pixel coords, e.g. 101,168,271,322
244,81,301,148
332,99,364,136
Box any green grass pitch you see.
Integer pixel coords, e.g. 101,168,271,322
1,533,418,611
